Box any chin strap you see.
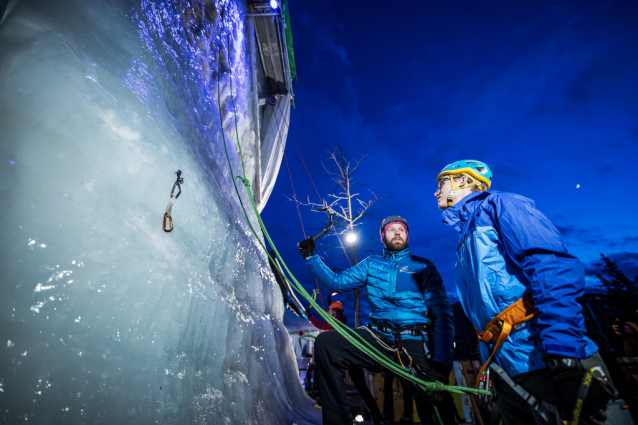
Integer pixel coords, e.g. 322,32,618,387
446,173,484,207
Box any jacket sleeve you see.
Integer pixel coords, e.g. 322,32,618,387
422,264,455,370
309,315,333,331
488,195,593,359
305,255,368,293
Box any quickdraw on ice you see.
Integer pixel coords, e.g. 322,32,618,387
163,170,184,233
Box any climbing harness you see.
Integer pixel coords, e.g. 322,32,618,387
215,29,490,400
360,324,445,425
163,170,184,233
474,295,536,388
370,321,432,360
297,207,335,251
360,325,398,354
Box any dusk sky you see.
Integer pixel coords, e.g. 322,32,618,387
260,0,638,325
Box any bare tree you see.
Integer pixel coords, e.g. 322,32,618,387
299,145,383,327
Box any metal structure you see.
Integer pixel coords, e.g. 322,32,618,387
248,0,295,103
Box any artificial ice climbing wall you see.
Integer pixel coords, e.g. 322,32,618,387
0,0,318,423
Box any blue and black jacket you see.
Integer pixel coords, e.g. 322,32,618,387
306,248,455,369
443,190,598,377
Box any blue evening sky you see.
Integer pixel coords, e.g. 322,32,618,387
260,0,638,324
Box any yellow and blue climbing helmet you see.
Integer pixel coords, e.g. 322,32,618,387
437,160,492,207
437,160,492,189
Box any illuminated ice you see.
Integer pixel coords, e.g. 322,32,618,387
0,0,318,423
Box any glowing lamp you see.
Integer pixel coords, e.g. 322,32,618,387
270,0,278,9
346,233,357,244
355,415,364,422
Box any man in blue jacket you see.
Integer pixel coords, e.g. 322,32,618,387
434,160,621,425
299,216,455,425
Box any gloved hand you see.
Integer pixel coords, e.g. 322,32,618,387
304,306,312,318
545,355,613,424
425,361,450,385
298,237,315,259
418,362,450,408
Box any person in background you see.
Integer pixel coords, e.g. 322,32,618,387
622,321,638,357
307,301,347,331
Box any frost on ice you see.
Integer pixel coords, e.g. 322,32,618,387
0,0,317,423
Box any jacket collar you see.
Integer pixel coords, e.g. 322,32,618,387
382,246,411,261
441,191,490,233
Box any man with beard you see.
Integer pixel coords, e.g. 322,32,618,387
298,216,455,425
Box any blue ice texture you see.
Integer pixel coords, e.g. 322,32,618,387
0,0,319,423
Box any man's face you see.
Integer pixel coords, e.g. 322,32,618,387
434,177,452,210
328,308,339,318
625,325,634,335
434,175,470,210
383,223,408,251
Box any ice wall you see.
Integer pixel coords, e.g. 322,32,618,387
0,0,319,423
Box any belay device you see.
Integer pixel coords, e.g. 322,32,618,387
297,207,335,250
163,170,183,233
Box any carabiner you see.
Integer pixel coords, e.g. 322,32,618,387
163,212,173,233
162,170,183,233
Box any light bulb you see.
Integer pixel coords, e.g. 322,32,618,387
270,0,278,9
346,233,357,244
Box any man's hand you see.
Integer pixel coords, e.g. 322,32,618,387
304,306,312,318
545,355,613,424
298,237,315,259
416,361,450,408
426,361,450,385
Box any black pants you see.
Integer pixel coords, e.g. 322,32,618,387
348,367,380,416
314,328,454,425
383,369,413,420
493,353,619,425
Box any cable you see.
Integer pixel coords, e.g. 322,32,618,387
273,101,353,266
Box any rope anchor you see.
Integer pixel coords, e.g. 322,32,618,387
163,170,183,233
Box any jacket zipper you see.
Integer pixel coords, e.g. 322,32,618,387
391,252,396,324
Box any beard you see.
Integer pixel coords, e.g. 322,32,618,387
384,236,408,251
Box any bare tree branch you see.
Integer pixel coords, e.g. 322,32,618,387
294,145,385,328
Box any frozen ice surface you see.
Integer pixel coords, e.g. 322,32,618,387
0,0,319,423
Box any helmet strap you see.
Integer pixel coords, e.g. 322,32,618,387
446,174,484,207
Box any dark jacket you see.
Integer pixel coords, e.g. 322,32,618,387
309,311,347,331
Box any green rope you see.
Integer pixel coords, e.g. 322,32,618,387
434,406,444,425
215,33,491,399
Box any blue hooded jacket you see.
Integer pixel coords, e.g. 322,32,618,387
442,190,598,377
306,247,455,369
